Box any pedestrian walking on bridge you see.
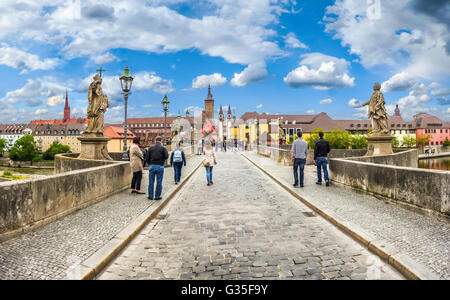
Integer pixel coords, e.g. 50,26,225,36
203,141,217,186
145,136,169,200
314,131,331,186
130,137,145,194
170,142,186,185
291,132,308,188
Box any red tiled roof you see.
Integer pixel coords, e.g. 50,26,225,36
30,118,88,125
104,126,136,139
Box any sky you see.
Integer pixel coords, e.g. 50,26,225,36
0,0,449,125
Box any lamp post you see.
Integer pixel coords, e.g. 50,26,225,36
161,95,170,145
120,66,133,161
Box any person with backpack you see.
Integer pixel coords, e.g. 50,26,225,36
170,142,186,185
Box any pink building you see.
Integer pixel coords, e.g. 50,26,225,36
413,113,450,147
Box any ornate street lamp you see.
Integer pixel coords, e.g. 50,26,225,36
161,95,170,145
120,66,133,160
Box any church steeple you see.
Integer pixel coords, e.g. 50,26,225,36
394,104,401,117
207,84,213,100
227,105,232,120
219,105,224,122
204,84,214,120
63,88,70,123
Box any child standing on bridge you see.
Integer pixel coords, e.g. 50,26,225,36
170,142,186,185
203,141,217,186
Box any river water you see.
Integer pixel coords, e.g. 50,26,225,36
418,157,450,171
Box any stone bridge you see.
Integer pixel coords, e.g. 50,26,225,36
0,148,448,280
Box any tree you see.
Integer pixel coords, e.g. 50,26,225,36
43,142,71,160
443,137,450,147
8,135,39,162
0,138,7,155
351,135,368,149
401,135,417,148
326,128,351,149
391,136,400,148
416,134,431,153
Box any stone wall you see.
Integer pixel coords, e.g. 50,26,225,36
348,149,418,168
329,152,449,215
257,145,366,166
0,155,131,241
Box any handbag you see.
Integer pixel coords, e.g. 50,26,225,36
203,160,210,167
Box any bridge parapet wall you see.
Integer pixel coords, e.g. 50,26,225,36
0,154,131,241
329,150,449,215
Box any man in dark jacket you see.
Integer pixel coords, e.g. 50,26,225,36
145,136,169,200
314,132,331,186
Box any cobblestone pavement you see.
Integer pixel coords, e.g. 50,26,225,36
0,155,202,280
98,152,403,280
243,151,450,279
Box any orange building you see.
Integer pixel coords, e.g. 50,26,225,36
104,126,136,153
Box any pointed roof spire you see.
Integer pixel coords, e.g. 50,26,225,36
227,105,232,115
206,84,213,100
65,88,69,107
177,109,181,117
219,105,223,115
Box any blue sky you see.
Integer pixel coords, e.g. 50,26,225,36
0,0,449,124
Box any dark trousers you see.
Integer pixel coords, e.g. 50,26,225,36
173,162,183,183
293,158,306,186
131,170,143,190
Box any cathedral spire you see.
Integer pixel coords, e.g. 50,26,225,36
207,84,213,100
63,88,70,122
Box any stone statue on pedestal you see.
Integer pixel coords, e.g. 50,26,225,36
85,74,109,137
78,73,112,160
362,83,393,156
362,82,389,136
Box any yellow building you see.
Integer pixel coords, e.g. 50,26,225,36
104,126,136,153
30,123,87,153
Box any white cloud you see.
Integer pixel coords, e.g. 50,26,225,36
284,32,308,49
307,109,315,114
431,88,450,97
348,98,361,108
34,109,48,115
47,95,64,107
320,98,333,104
2,77,66,105
324,0,450,78
231,63,268,87
388,83,433,120
284,53,355,90
0,44,60,73
91,52,118,64
78,71,174,106
257,104,264,109
0,1,298,86
192,73,227,89
381,72,416,92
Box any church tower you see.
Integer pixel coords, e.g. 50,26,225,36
227,105,232,120
204,85,214,120
219,105,224,122
63,89,71,123
394,104,401,117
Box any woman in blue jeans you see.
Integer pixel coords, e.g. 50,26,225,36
203,141,217,186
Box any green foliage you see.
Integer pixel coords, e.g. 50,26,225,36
351,135,368,149
3,170,12,176
401,136,417,148
43,142,71,160
306,128,323,149
0,138,7,154
8,135,39,162
32,155,44,162
326,128,352,149
443,137,450,147
391,136,400,148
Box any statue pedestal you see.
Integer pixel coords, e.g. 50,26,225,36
365,135,393,156
77,136,113,160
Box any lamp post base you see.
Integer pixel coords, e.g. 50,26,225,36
77,136,113,160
